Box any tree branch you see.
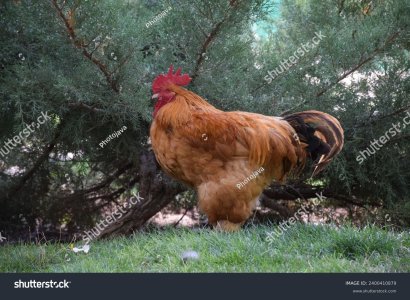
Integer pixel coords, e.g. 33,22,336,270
350,104,410,132
262,182,378,207
191,21,225,82
5,120,65,198
385,133,410,145
51,0,119,93
67,102,105,113
58,161,134,201
280,100,307,116
191,3,242,82
259,194,293,218
316,30,401,97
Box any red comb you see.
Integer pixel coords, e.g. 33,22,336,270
152,65,192,92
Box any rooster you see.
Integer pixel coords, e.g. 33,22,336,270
150,66,344,231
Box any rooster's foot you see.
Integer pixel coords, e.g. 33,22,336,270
215,220,243,232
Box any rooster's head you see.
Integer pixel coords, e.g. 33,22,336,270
152,65,191,117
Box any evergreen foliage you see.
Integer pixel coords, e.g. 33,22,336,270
0,0,409,235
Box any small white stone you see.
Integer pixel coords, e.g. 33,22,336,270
181,250,199,263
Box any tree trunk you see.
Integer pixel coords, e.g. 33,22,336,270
100,160,371,237
99,149,186,238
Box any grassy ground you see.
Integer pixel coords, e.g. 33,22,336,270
1,224,409,272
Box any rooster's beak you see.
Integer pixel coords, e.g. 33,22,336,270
151,93,159,100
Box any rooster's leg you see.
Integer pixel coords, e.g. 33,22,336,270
215,220,244,232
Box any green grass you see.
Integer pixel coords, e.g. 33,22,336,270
1,224,409,272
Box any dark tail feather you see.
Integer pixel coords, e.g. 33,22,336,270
283,110,344,176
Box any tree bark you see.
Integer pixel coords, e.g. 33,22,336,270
98,149,186,238
261,182,377,207
100,169,373,237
